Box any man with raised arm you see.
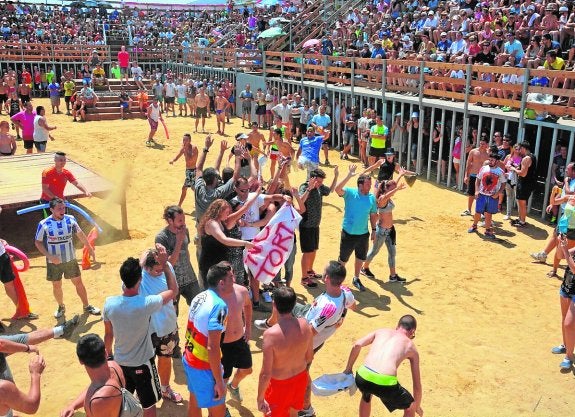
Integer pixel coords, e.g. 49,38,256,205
335,161,382,292
344,315,423,417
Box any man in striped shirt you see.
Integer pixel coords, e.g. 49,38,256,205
34,198,100,319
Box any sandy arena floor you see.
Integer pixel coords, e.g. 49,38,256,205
0,98,573,417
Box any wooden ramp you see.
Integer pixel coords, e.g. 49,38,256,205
0,153,128,233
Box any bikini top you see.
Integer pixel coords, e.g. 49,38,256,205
377,199,395,214
89,367,143,417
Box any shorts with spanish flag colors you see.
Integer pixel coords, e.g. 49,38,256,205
265,369,308,417
183,289,228,370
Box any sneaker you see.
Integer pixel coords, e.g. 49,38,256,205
254,319,271,330
389,274,407,283
552,344,567,354
530,251,547,263
360,268,375,278
324,159,330,166
560,357,573,370
54,304,65,319
301,277,318,288
478,221,486,227
253,302,271,313
161,385,183,403
13,312,39,320
468,224,477,233
84,305,101,315
262,291,272,303
461,209,472,216
484,230,496,239
60,314,79,338
298,406,316,417
503,215,510,220
352,277,366,292
227,382,243,402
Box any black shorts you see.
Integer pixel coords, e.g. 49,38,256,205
20,94,30,104
221,337,252,379
299,227,320,253
64,96,72,104
196,106,207,118
165,96,175,104
23,140,34,150
516,180,534,201
369,147,386,158
0,252,16,284
0,94,7,104
466,174,477,196
355,373,414,412
151,330,180,357
46,259,81,281
120,358,161,409
339,230,369,263
256,104,266,115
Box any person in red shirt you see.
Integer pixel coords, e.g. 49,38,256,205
21,67,32,87
117,45,130,87
40,151,91,203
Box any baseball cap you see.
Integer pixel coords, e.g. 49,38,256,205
235,133,248,140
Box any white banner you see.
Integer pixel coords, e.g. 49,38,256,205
244,203,302,284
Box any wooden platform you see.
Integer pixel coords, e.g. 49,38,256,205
0,153,128,233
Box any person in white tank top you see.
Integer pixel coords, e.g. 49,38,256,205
32,106,56,153
146,98,163,147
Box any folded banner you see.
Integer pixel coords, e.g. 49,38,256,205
244,203,302,284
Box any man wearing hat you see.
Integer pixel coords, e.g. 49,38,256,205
467,152,506,239
377,148,415,183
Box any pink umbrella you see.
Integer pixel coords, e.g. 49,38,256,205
302,38,321,49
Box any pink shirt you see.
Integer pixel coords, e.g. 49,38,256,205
11,110,36,140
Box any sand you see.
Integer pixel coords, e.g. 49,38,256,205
0,98,573,417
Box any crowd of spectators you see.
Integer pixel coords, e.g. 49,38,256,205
301,0,575,69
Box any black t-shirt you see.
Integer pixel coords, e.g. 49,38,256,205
474,51,496,65
378,160,397,182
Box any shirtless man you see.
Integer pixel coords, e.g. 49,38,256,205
0,81,8,114
5,71,17,96
7,92,22,139
194,87,210,133
60,333,143,417
170,133,198,208
214,89,230,136
257,287,313,417
186,80,197,118
0,121,16,156
461,135,489,216
266,116,295,179
18,82,32,105
248,122,265,171
344,315,423,417
219,270,252,405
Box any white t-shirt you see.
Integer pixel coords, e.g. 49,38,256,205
33,115,49,143
306,286,355,349
233,192,265,241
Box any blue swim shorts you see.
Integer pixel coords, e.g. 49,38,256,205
182,358,225,408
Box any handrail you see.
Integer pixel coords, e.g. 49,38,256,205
2,42,575,117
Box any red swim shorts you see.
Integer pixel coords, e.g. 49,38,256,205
265,369,308,417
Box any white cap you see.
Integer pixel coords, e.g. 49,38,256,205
411,112,419,118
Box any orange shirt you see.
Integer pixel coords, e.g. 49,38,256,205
41,167,76,201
